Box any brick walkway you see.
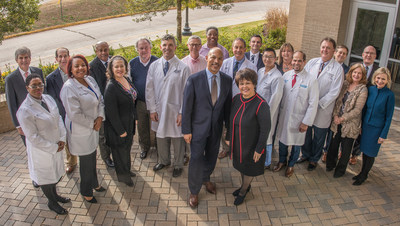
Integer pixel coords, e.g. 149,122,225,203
1,121,400,225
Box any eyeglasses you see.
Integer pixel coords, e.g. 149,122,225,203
264,56,276,59
363,52,376,55
188,44,202,47
28,84,44,89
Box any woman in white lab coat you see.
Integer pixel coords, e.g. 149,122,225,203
60,54,106,204
17,74,69,215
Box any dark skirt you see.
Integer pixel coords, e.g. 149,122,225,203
232,134,266,176
360,123,382,157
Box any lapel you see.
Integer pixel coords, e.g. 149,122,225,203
202,71,213,106
14,68,26,88
54,69,64,91
95,57,106,74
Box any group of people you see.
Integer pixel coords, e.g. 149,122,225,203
4,25,395,214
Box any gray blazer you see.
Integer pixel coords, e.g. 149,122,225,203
5,67,44,127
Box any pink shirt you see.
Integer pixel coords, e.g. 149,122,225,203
199,43,230,60
181,55,207,74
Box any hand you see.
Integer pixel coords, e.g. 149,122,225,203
334,116,341,125
184,134,192,144
120,132,127,137
93,117,103,131
176,114,182,127
57,141,65,152
150,112,159,122
253,152,262,163
299,123,308,133
17,127,24,136
378,137,385,144
225,140,230,146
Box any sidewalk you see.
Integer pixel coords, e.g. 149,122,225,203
1,121,400,225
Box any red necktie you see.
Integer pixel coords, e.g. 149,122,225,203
292,74,297,88
25,71,29,78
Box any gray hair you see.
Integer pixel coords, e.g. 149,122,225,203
94,41,109,50
187,35,202,44
161,34,176,46
15,47,31,61
136,38,153,49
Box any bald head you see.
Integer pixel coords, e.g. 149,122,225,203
95,41,110,62
206,47,224,74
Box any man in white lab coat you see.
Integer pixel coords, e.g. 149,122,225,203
256,48,284,169
299,37,344,171
274,51,319,177
146,34,191,177
218,38,257,159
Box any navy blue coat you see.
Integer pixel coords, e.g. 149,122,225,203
245,52,264,71
46,68,66,121
182,70,232,142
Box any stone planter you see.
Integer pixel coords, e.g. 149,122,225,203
0,94,15,134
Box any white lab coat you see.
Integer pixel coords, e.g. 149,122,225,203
304,57,344,128
257,66,284,144
60,76,105,156
221,56,257,96
16,94,66,185
276,69,319,146
146,56,191,138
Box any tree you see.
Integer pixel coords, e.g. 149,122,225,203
125,0,233,43
0,0,40,43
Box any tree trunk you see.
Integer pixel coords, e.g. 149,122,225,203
176,0,182,43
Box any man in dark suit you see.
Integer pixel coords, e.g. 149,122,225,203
89,41,114,167
5,47,44,144
46,47,77,174
245,35,264,71
5,46,44,188
182,48,232,208
359,45,379,86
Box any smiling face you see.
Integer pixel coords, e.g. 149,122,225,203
281,46,293,63
320,40,335,62
362,46,377,66
71,58,88,79
16,54,31,72
56,49,70,71
262,51,276,69
375,73,388,89
112,59,126,79
206,48,224,74
206,29,218,47
160,39,176,60
238,79,255,98
95,43,110,62
137,40,151,63
334,47,348,64
250,36,262,54
292,52,306,73
187,38,202,58
27,78,44,99
232,40,246,61
351,67,363,84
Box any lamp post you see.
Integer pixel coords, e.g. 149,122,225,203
182,4,192,36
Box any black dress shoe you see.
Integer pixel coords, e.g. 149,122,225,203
125,180,134,187
153,163,168,171
140,151,148,160
56,196,71,203
105,158,115,167
84,196,97,203
94,186,106,192
32,181,40,188
353,179,365,186
232,184,251,197
234,188,250,205
130,171,136,177
172,168,183,177
326,167,334,172
352,174,360,180
48,203,68,215
333,172,343,178
307,163,317,171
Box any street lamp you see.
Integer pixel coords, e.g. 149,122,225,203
182,4,192,36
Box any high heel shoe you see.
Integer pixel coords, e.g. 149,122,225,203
232,184,251,197
233,186,251,205
84,196,97,203
94,186,106,192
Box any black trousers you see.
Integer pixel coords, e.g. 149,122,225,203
79,151,99,196
326,126,355,176
111,144,132,183
358,153,375,181
41,183,58,205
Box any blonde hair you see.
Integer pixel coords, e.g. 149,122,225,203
371,67,392,88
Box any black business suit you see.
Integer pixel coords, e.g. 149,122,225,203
89,56,112,162
46,68,66,120
104,77,137,183
182,70,232,195
245,52,264,71
5,67,43,144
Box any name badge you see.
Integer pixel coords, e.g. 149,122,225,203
284,79,289,83
300,84,308,88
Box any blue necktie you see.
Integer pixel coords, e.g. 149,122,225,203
163,61,169,76
233,61,239,76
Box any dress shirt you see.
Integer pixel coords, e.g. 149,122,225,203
59,68,68,83
19,67,31,81
363,63,373,79
100,59,107,68
199,43,230,59
181,55,207,74
206,68,221,97
139,57,151,67
249,51,260,65
233,57,245,70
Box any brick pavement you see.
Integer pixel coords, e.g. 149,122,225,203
1,121,400,225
